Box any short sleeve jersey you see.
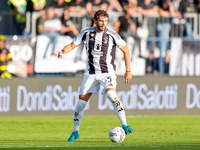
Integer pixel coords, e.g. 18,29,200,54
73,27,126,75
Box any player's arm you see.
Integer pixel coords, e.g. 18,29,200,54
57,42,77,59
120,45,132,83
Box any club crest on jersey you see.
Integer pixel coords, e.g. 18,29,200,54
104,37,108,44
90,33,95,37
90,33,95,41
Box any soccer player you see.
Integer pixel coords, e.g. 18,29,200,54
57,10,133,142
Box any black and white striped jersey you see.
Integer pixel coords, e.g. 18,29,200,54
73,26,126,74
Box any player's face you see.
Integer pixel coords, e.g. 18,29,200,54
95,16,108,33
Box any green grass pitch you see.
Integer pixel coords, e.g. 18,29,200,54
0,115,200,150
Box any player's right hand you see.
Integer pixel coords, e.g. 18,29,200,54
57,50,63,59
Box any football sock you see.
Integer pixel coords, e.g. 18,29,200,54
73,99,87,132
106,90,127,125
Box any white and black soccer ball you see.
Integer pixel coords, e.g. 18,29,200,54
109,127,125,143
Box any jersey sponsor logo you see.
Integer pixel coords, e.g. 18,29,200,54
91,50,103,56
91,44,103,56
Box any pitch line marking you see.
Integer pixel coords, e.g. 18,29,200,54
1,144,200,149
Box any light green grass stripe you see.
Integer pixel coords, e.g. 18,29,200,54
0,115,200,150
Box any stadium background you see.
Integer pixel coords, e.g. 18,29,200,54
0,0,200,115
1,1,200,149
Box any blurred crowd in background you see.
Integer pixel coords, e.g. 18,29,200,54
1,0,200,78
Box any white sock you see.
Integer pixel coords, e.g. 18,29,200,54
106,90,127,125
73,99,87,132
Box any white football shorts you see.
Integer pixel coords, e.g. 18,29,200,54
79,73,117,95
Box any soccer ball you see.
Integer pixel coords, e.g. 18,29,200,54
109,127,125,143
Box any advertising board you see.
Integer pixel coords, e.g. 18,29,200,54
0,76,200,116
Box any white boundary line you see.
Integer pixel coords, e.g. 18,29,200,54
1,144,200,149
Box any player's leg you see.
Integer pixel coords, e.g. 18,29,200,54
99,74,127,126
67,93,92,142
67,74,99,142
73,94,92,132
106,88,133,135
101,74,133,135
105,88,126,124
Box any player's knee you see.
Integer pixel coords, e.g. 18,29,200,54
106,90,118,103
79,93,92,101
106,90,124,112
106,90,121,105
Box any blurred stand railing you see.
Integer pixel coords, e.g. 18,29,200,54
1,11,200,76
1,11,199,39
128,12,200,74
25,11,88,37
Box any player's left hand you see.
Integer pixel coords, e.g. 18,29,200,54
124,72,132,83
